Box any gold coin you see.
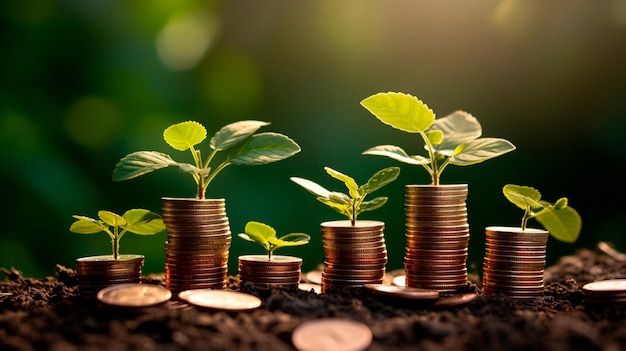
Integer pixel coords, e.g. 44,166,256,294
97,283,171,307
292,318,372,351
178,289,262,311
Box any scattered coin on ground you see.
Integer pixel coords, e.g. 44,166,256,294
292,318,372,351
178,289,262,311
97,283,172,307
364,283,439,300
298,283,322,294
430,293,479,309
583,279,626,305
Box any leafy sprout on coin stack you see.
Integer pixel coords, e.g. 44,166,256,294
290,166,400,226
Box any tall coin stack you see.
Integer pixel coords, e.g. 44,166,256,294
404,184,470,292
482,226,548,299
161,197,231,294
76,254,144,299
238,255,302,287
321,220,387,293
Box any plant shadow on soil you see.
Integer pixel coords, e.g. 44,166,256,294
2,248,626,351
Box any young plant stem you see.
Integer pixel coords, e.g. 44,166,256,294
420,131,439,185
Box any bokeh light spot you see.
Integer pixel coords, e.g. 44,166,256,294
156,11,219,71
64,96,122,149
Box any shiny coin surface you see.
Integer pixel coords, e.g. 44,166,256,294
299,283,322,294
292,318,372,351
178,289,261,311
392,275,406,287
97,283,171,307
364,284,440,300
305,270,322,285
583,279,626,292
430,293,479,308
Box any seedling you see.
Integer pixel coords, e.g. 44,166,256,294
112,120,301,199
70,209,165,259
291,166,400,226
238,221,310,260
502,184,582,243
361,92,516,185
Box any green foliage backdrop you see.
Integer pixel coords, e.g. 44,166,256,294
1,0,625,277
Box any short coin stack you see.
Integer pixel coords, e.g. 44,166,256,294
76,254,144,299
404,185,469,292
321,220,387,293
482,226,548,299
162,198,231,294
583,279,626,305
238,255,302,287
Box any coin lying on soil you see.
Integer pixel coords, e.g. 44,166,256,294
178,289,262,311
292,318,372,351
364,283,439,300
97,283,172,307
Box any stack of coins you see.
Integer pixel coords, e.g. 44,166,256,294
76,254,144,299
321,220,387,292
482,226,548,299
162,197,231,294
404,185,469,292
583,279,626,305
238,255,302,287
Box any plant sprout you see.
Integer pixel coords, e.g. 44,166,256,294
502,184,582,243
238,221,310,260
291,166,400,226
361,92,516,185
70,209,165,259
112,120,301,199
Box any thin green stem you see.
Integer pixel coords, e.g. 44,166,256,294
420,131,439,185
202,161,232,196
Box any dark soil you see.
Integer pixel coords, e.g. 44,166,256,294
2,247,626,351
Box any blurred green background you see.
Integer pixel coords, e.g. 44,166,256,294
1,0,625,278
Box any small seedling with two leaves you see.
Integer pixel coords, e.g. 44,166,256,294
361,92,516,185
70,209,165,259
503,184,582,243
291,166,400,226
112,120,301,199
238,221,310,261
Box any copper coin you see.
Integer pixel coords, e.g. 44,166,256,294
364,284,439,300
430,293,478,308
178,289,261,311
97,283,171,307
291,318,372,351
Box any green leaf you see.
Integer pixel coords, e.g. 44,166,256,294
363,145,430,165
426,130,444,145
317,194,351,217
449,138,516,166
112,151,178,181
361,167,400,195
361,92,435,133
291,177,331,199
244,221,276,244
554,198,568,210
210,120,270,151
503,184,543,210
536,206,582,243
70,216,106,234
325,167,359,199
358,197,388,214
431,111,482,152
177,163,211,176
98,210,126,228
228,132,301,166
270,233,311,247
123,209,165,235
163,121,207,151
